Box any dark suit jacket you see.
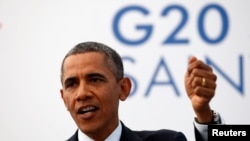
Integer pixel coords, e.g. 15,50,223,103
66,122,192,141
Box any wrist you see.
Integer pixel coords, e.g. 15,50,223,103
195,107,213,123
195,110,220,124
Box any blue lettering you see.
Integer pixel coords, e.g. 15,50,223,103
112,5,153,46
206,55,244,95
198,4,229,44
161,4,189,44
145,57,180,97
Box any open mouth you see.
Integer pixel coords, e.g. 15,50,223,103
77,106,98,114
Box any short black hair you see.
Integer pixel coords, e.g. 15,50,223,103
60,41,124,83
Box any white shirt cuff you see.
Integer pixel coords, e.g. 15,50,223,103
193,111,224,141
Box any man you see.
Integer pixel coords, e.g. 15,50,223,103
60,41,222,141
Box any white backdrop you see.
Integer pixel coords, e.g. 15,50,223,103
0,0,249,140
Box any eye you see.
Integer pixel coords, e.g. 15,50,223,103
65,81,75,88
90,77,103,82
64,78,77,89
87,73,106,83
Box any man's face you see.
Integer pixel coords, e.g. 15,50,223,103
60,52,129,138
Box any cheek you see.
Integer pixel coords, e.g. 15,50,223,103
63,95,75,110
102,92,120,111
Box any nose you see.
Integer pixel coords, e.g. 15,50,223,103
75,82,93,101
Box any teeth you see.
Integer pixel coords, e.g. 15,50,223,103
82,106,95,112
78,106,97,114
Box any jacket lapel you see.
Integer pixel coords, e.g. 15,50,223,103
120,122,142,141
67,122,142,141
66,130,78,141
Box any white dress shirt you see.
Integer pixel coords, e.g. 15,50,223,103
78,121,122,141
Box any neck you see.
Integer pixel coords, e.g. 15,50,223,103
87,120,120,141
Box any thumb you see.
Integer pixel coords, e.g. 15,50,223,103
188,55,198,64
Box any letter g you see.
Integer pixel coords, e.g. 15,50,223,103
112,5,153,46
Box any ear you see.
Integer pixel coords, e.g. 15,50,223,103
60,89,69,111
119,77,132,101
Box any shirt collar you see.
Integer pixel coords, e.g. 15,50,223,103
78,121,122,141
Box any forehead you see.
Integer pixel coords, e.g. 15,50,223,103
62,52,114,77
63,52,107,69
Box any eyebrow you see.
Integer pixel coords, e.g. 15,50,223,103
86,72,106,79
63,72,106,84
